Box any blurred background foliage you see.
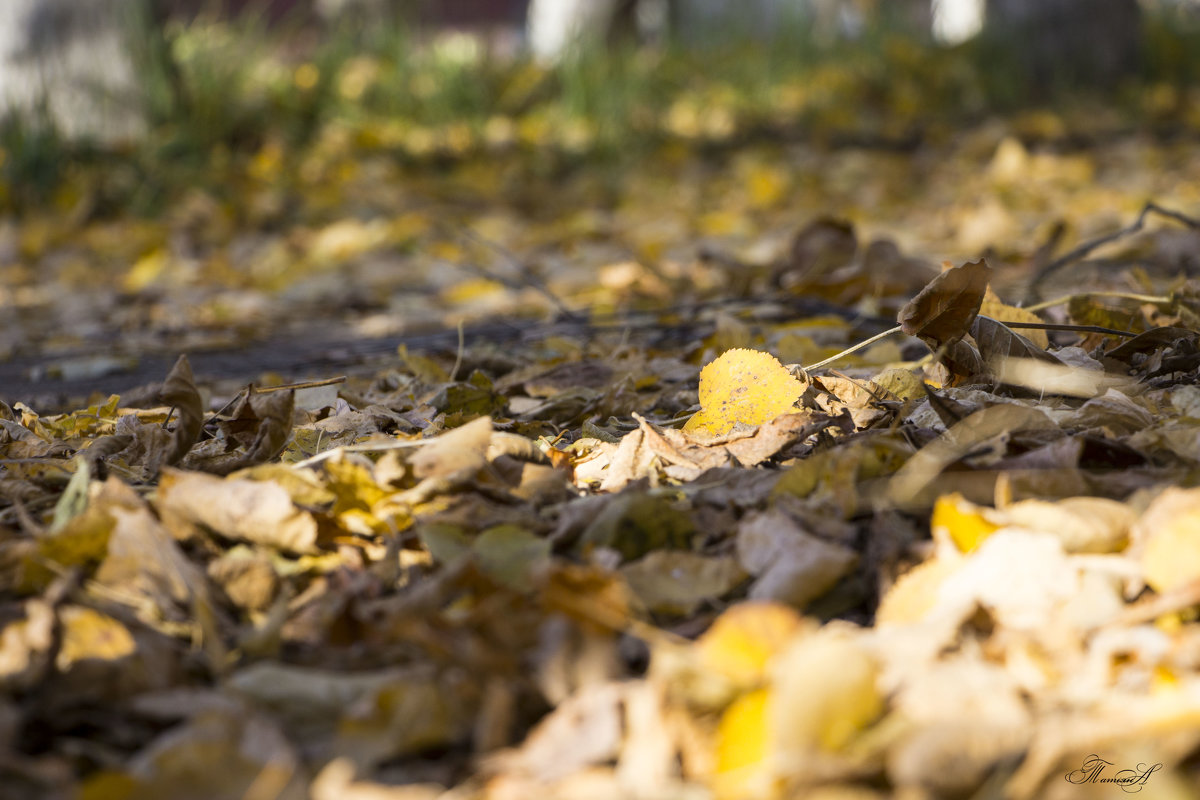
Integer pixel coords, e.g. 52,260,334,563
3,1,1200,218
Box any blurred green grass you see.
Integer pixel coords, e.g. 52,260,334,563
3,5,1200,217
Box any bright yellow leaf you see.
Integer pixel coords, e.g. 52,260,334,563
683,349,806,438
695,602,809,687
980,288,1049,348
931,492,1000,553
56,606,136,670
713,688,772,800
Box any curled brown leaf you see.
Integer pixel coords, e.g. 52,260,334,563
160,355,204,468
898,259,993,349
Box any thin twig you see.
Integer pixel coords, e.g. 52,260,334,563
998,321,1139,337
1025,291,1171,314
1028,201,1200,301
255,375,346,394
788,325,903,376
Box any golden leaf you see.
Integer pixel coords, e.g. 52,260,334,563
683,349,806,438
931,492,1000,553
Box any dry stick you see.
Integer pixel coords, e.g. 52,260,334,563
1028,201,1200,301
998,320,1139,337
787,324,902,377
1025,291,1171,314
255,375,346,394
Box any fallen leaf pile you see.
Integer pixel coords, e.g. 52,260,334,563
6,17,1200,792
6,194,1200,799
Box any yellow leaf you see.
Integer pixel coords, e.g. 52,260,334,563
873,367,925,401
980,288,1049,348
696,602,808,687
931,492,1000,553
746,162,789,209
683,349,806,438
56,606,136,670
322,457,390,536
714,689,772,800
124,247,170,292
698,210,751,237
441,277,506,305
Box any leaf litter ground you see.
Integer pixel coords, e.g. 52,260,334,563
4,127,1200,800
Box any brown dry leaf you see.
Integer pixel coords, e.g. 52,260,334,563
682,349,806,438
597,428,655,492
813,375,891,430
409,415,493,480
898,259,993,348
207,549,279,612
156,468,319,554
91,478,226,668
1105,326,1198,365
970,315,1062,375
236,389,295,465
473,524,551,590
779,217,858,285
720,412,838,467
633,411,829,478
737,510,858,609
114,708,305,800
886,402,1056,507
619,551,746,616
160,355,204,468
94,478,209,609
228,662,471,763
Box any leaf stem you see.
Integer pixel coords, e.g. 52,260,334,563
788,325,903,375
